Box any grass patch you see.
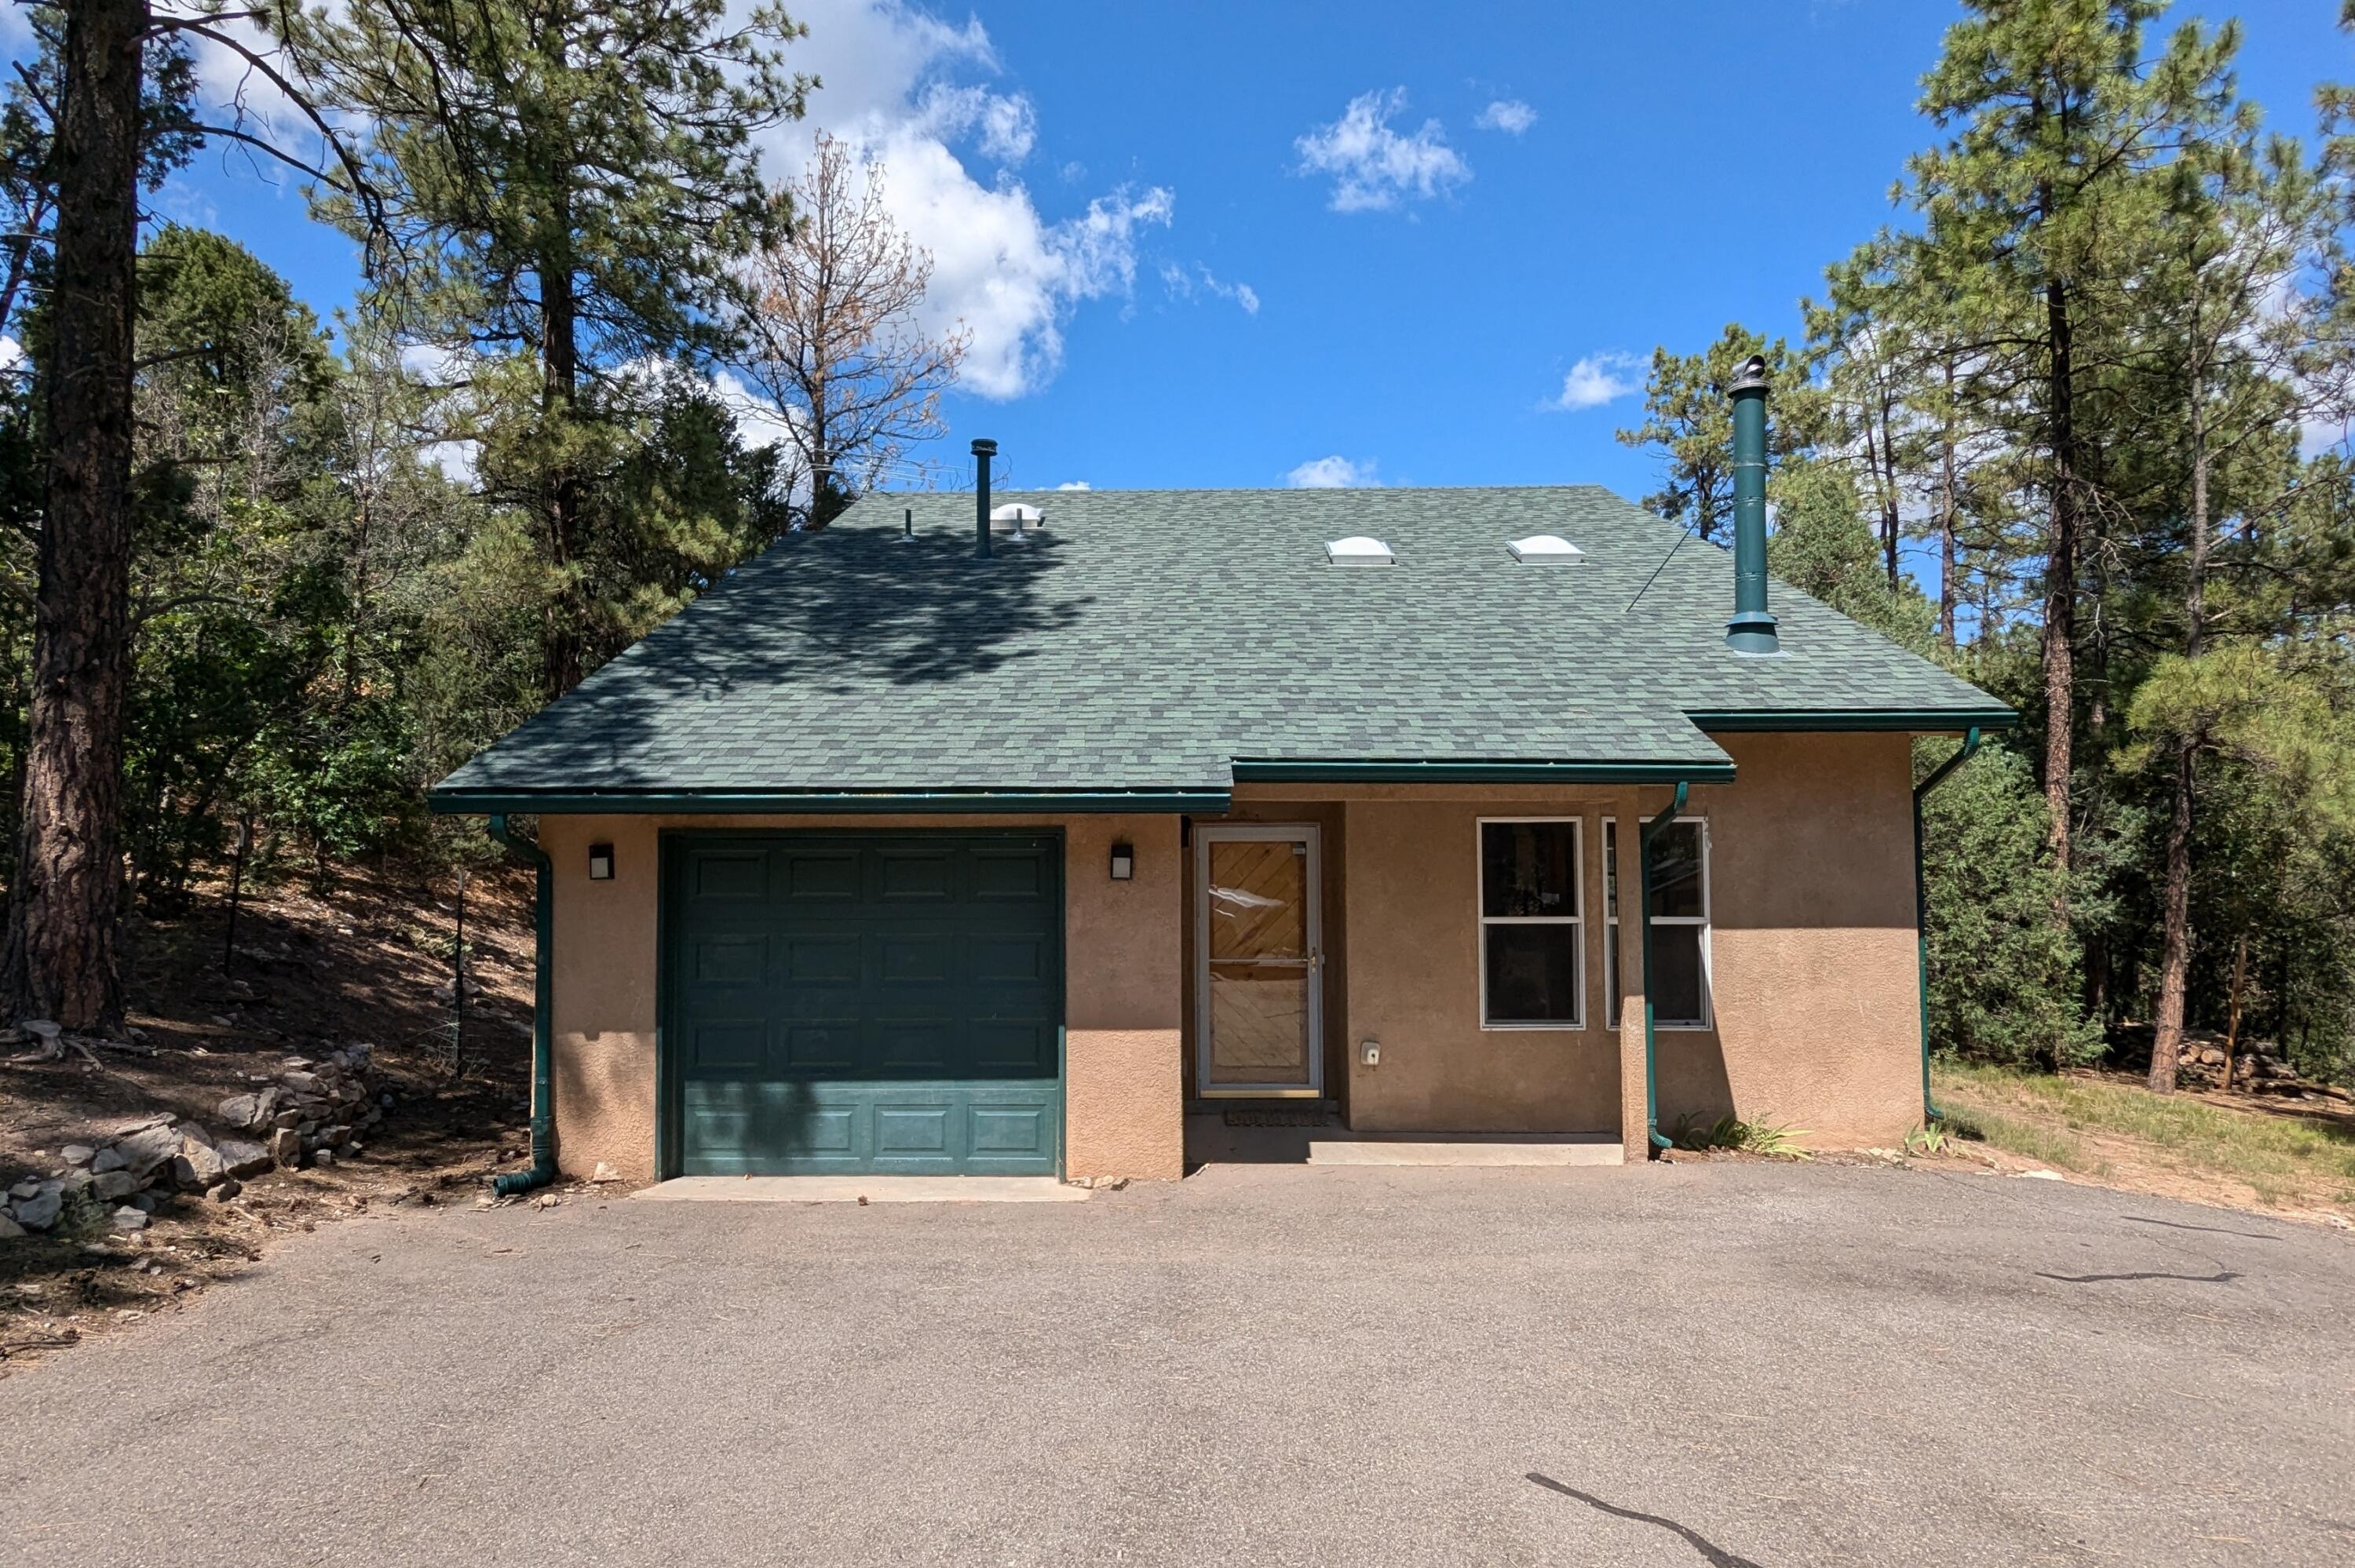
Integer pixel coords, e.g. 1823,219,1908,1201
1670,1112,1811,1158
1933,1060,2355,1208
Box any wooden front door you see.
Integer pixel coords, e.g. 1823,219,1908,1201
1195,825,1322,1096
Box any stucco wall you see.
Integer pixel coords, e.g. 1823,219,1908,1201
535,812,1182,1184
1327,737,1922,1148
1341,794,1623,1135
1662,731,1923,1147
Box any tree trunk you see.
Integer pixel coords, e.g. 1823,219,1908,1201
1938,361,1959,649
2040,272,2079,884
538,195,583,701
2,0,144,1031
2218,928,2248,1092
2149,346,2212,1096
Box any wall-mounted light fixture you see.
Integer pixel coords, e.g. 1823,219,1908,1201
1108,841,1134,881
588,842,615,881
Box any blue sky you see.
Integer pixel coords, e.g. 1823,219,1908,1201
97,2,2355,498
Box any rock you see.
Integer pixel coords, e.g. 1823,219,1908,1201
111,1206,148,1232
325,1125,352,1147
60,1143,94,1167
216,1139,271,1179
206,1179,242,1203
111,1111,175,1136
12,1190,60,1230
91,1169,140,1202
272,1108,303,1130
22,1018,60,1041
115,1124,183,1178
89,1146,126,1174
312,1148,335,1169
269,1128,301,1168
280,1070,320,1092
184,1143,230,1188
590,1162,621,1183
7,1179,35,1200
216,1093,261,1131
126,1190,159,1213
0,1213,22,1238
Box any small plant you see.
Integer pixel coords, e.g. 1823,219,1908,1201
1904,1121,1951,1156
1670,1112,1812,1158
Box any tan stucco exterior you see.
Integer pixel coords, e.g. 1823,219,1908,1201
536,811,1182,1184
520,730,1926,1183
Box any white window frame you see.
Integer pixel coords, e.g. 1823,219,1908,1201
1476,816,1584,1031
1601,810,1714,1031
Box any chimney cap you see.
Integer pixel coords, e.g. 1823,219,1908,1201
970,437,999,457
1729,355,1769,396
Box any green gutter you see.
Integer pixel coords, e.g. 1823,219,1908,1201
1687,708,2018,733
1638,782,1689,1155
1232,759,1735,785
487,814,557,1197
431,788,1230,816
1910,727,1984,1126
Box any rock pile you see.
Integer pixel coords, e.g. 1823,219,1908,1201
2,1044,388,1239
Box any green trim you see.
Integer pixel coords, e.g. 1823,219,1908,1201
1638,784,1689,1156
487,815,557,1197
1911,727,1986,1127
655,826,1069,1181
1687,708,2018,733
434,788,1226,816
1231,758,1736,785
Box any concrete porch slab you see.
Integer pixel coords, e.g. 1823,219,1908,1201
629,1176,1092,1204
1306,1136,1623,1168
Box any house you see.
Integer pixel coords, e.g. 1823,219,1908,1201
431,396,2013,1188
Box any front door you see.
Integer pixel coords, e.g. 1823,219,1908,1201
1195,824,1323,1096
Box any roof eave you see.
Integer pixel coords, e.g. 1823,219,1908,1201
426,787,1234,816
1685,706,2019,733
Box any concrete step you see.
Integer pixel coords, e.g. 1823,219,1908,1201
1306,1136,1623,1168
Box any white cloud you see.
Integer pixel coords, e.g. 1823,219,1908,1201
1056,480,1091,490
1285,455,1378,489
1159,262,1260,315
1294,89,1470,213
1473,100,1538,135
915,82,1037,163
755,1,1179,399
1548,352,1645,411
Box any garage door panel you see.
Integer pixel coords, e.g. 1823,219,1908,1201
692,934,766,984
969,1019,1055,1075
970,848,1050,900
689,851,769,903
877,849,955,901
871,1018,956,1073
782,933,860,985
668,833,1063,1177
781,848,860,901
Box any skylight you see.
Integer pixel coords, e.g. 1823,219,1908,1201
1324,535,1394,566
1507,534,1583,563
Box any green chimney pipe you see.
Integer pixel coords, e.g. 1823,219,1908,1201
972,437,997,560
1725,355,1779,655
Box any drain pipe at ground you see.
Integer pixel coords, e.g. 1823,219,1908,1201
487,814,557,1197
1911,727,1984,1128
1639,781,1689,1156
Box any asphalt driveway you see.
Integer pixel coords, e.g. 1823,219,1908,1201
4,1161,2350,1566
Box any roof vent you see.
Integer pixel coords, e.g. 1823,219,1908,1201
1506,534,1583,563
989,503,1043,532
1324,535,1393,566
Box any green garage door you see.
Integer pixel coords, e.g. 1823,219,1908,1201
663,832,1063,1176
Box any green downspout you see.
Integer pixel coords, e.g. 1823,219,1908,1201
1911,727,1983,1125
487,814,557,1197
1639,781,1689,1154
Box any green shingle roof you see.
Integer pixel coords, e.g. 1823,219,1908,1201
431,486,2012,811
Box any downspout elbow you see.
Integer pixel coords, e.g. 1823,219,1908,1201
487,813,557,1198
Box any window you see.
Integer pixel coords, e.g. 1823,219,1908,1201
1604,815,1712,1030
1478,819,1583,1027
